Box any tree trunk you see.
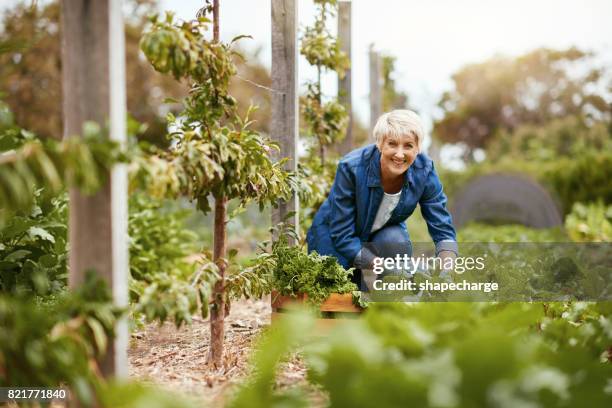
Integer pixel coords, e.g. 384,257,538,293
209,195,227,366
207,0,226,368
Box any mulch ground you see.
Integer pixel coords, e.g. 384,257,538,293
128,296,325,407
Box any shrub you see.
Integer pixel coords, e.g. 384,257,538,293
565,201,612,242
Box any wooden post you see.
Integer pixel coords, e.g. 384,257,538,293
337,1,352,155
271,0,299,238
369,44,382,134
61,0,128,377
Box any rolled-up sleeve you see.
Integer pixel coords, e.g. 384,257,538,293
328,162,363,264
419,163,458,255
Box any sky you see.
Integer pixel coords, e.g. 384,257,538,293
2,0,612,156
157,0,612,139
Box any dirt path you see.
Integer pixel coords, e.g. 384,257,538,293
128,296,318,406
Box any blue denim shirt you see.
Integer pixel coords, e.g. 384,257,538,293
306,144,457,269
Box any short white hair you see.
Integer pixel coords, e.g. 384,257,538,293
373,109,424,151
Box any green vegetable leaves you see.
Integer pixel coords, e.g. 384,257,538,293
269,228,357,307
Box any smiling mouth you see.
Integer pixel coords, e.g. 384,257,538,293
392,159,406,166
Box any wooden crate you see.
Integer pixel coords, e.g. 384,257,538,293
271,291,363,330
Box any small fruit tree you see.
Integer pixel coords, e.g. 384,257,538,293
137,5,292,365
299,0,349,226
300,0,349,166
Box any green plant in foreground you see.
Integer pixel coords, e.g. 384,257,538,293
0,271,121,404
228,310,314,408
227,302,611,408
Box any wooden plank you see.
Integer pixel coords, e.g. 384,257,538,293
337,1,353,155
369,44,382,133
61,0,128,378
319,293,361,313
272,291,362,313
271,0,299,239
271,291,305,310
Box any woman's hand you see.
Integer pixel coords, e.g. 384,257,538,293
438,250,457,281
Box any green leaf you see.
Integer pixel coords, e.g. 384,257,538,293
230,34,253,44
28,226,55,243
4,249,32,262
86,317,108,356
2,217,35,239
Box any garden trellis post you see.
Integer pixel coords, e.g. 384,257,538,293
337,0,353,155
61,0,129,377
271,0,299,239
369,44,382,133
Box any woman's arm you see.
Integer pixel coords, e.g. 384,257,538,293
419,162,458,256
328,161,374,266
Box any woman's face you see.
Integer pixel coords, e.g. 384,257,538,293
378,133,419,178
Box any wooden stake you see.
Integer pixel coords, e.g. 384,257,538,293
271,0,299,240
61,0,128,377
369,44,382,134
337,1,353,155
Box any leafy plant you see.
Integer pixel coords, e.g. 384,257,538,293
228,309,314,408
0,190,67,295
97,381,200,408
127,193,217,327
226,302,611,408
0,271,122,405
296,0,350,239
305,302,612,408
299,0,349,76
457,223,568,243
543,152,612,214
438,149,612,216
565,201,612,242
128,194,198,281
486,115,612,164
0,121,126,223
269,227,357,307
138,10,293,365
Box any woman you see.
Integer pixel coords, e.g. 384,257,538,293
306,110,457,288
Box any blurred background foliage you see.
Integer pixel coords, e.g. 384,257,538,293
0,0,272,147
381,53,409,112
434,47,611,162
433,46,611,232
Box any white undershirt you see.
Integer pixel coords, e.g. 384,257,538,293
370,189,402,233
